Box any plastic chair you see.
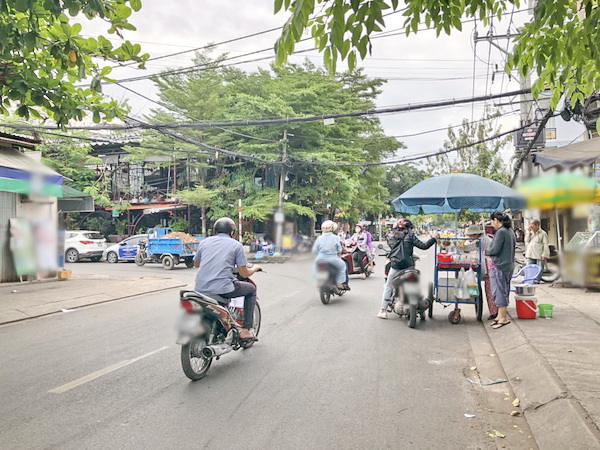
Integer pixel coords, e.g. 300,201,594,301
510,264,542,292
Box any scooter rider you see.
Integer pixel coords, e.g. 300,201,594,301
377,218,436,319
350,224,373,279
313,220,350,291
193,217,261,341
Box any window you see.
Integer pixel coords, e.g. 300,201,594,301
83,232,104,240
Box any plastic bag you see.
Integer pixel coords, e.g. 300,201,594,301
465,268,479,296
454,268,471,300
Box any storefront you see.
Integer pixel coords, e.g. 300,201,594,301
0,134,63,282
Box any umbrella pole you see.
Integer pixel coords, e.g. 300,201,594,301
555,207,563,253
454,211,458,234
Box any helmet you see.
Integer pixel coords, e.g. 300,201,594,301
332,222,339,232
394,218,413,229
321,220,336,233
213,217,236,235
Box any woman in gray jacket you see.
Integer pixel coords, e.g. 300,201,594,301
485,211,516,329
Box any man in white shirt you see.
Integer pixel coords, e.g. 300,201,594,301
525,219,549,282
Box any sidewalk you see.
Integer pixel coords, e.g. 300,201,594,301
483,283,600,449
0,274,186,325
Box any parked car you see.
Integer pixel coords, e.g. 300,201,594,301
65,230,107,263
103,234,147,263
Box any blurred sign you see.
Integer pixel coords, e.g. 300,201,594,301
274,212,285,223
515,126,546,149
9,218,37,276
545,128,556,140
323,118,335,126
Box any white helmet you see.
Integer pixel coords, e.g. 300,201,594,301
321,220,336,233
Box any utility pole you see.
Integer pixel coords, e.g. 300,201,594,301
275,130,287,253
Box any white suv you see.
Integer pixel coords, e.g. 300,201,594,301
65,230,107,263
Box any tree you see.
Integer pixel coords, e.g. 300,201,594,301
177,185,219,237
274,0,600,109
386,163,426,207
136,52,399,229
0,0,148,125
425,107,511,184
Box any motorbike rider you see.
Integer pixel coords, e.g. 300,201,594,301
377,218,437,319
350,224,373,279
313,220,350,291
193,217,261,341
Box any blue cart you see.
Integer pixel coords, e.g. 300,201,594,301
135,227,199,270
430,237,484,324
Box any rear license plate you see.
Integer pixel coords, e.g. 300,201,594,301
316,272,329,281
177,314,201,334
403,283,421,295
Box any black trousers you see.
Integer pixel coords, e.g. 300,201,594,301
353,249,367,273
220,281,256,329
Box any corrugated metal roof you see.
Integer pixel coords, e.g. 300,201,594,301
0,147,61,176
62,185,90,198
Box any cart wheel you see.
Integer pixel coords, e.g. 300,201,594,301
448,310,461,325
185,258,194,268
475,286,483,321
135,253,145,266
428,281,434,318
162,255,175,270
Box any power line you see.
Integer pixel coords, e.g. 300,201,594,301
115,82,279,143
2,88,531,131
289,119,538,168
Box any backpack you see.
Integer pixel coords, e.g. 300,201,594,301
387,229,411,270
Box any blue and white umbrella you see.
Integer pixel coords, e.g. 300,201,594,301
392,173,526,214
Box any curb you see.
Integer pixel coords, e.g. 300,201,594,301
0,279,187,326
483,313,600,449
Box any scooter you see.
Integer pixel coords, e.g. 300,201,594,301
176,266,262,381
378,244,430,328
342,240,373,278
316,261,349,304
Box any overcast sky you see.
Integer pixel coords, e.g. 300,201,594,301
84,0,587,163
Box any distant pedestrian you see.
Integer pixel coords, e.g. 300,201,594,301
485,211,516,329
525,219,549,282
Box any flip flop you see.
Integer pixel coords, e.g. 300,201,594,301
491,321,511,329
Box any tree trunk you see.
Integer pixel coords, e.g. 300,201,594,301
309,215,316,238
201,206,207,237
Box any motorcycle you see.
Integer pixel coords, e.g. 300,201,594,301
541,244,560,282
176,266,262,381
316,261,349,304
378,244,430,328
342,239,373,278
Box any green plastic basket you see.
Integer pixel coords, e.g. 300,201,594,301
538,304,554,318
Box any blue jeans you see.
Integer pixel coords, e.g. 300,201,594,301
489,267,511,307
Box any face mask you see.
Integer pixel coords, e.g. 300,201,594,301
355,227,361,233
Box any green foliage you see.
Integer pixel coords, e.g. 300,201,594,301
83,214,115,236
275,0,600,108
37,138,101,191
0,0,148,125
138,52,398,222
386,163,426,207
168,215,189,232
425,107,511,184
178,185,219,209
114,218,127,235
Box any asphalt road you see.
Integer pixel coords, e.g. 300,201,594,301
0,249,505,449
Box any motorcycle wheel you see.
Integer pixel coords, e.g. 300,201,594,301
135,253,145,266
181,338,212,381
320,287,331,305
428,282,434,319
408,302,417,328
541,261,560,282
242,302,262,349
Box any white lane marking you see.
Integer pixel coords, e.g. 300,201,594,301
48,346,170,394
283,290,301,299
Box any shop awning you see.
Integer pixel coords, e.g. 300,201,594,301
106,203,185,215
58,185,94,212
532,138,600,171
0,147,63,197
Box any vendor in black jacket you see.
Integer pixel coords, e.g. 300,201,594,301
377,218,436,319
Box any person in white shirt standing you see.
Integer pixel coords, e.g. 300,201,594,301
525,219,549,282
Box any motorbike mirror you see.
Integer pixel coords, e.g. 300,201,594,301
377,243,384,249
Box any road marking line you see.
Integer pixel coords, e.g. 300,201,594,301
48,346,170,394
283,290,301,299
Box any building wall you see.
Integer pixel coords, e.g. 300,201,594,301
0,192,17,282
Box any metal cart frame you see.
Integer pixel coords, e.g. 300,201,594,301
430,237,484,324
